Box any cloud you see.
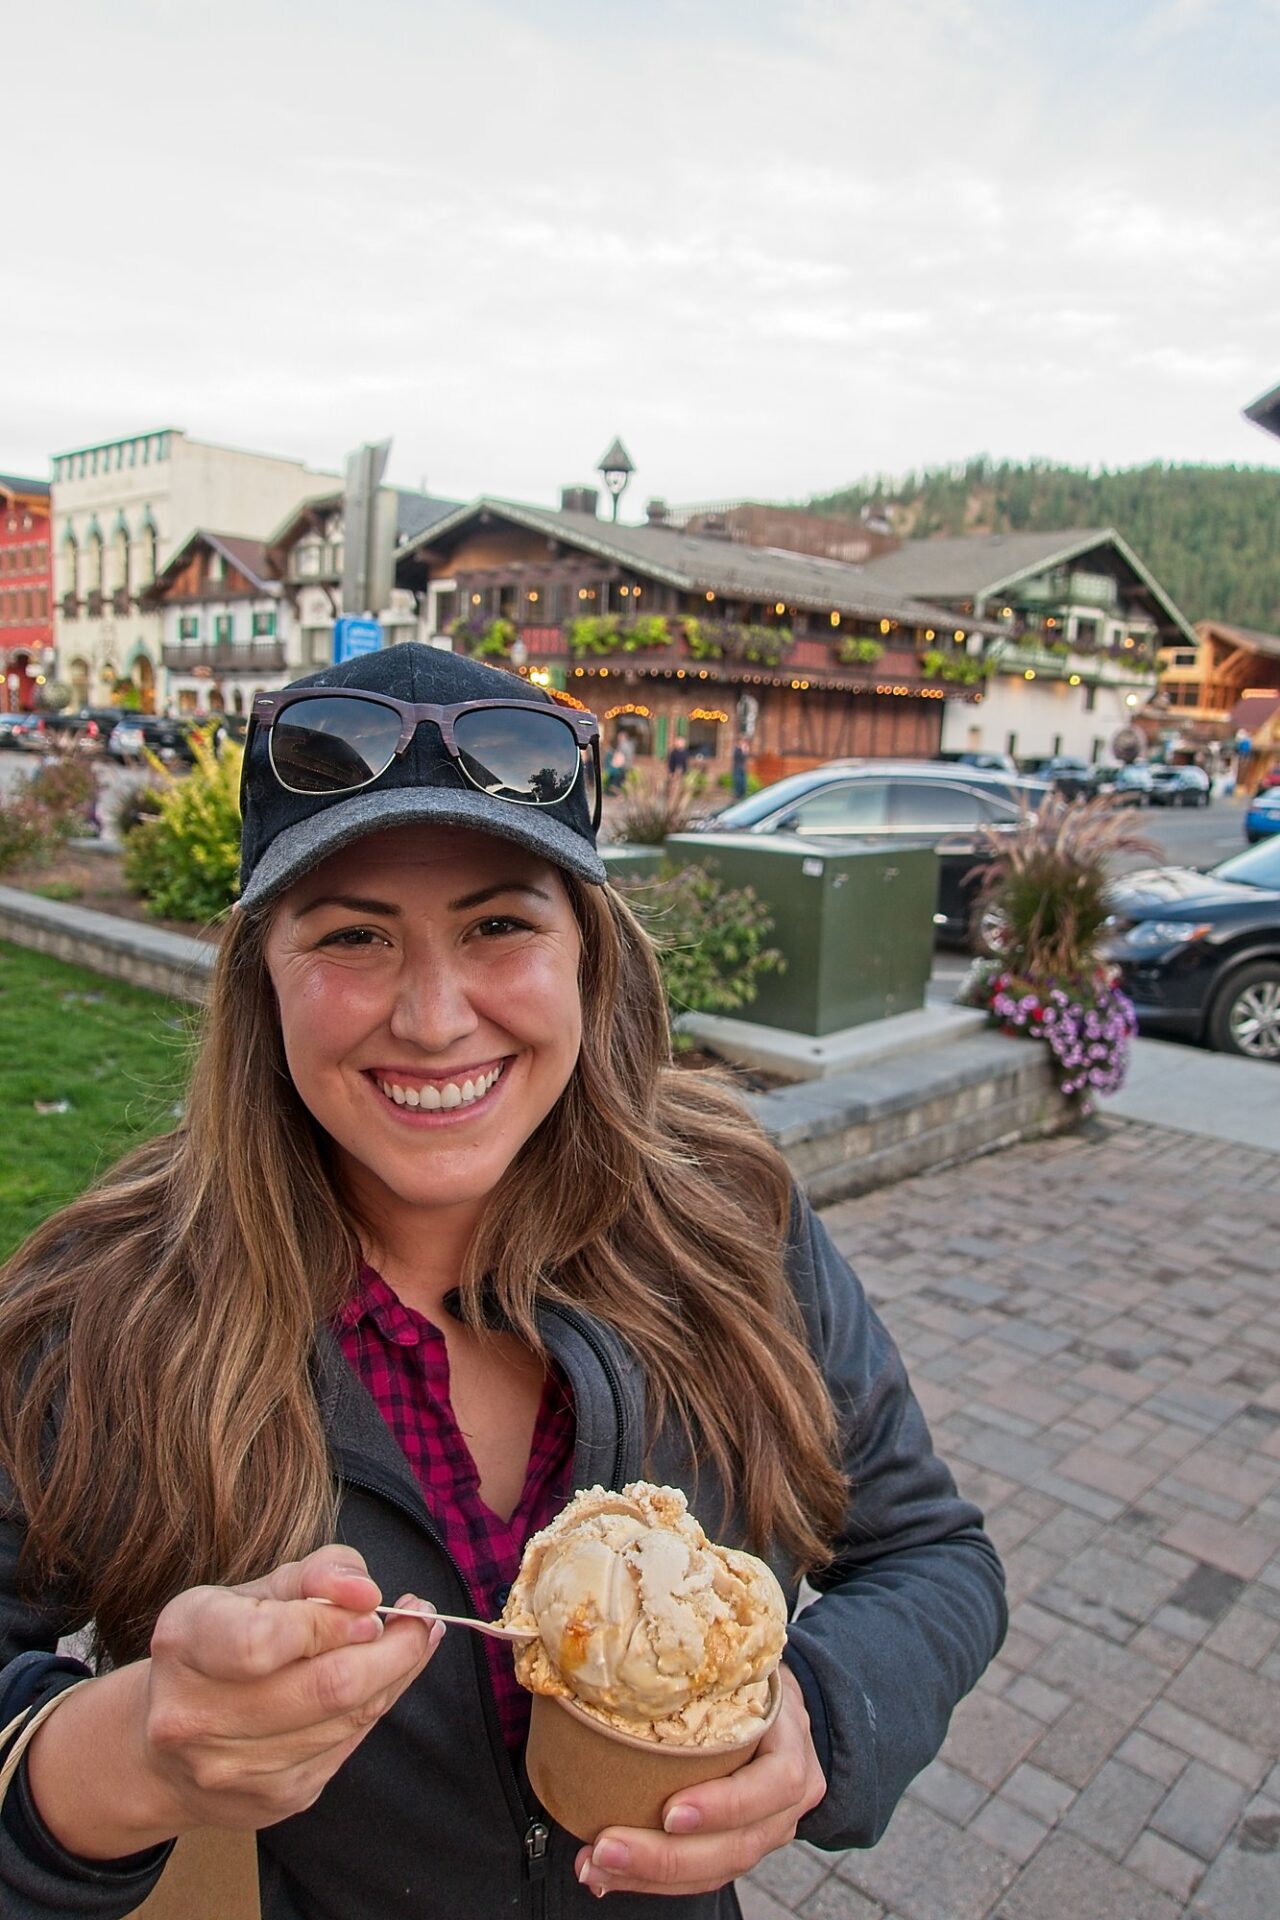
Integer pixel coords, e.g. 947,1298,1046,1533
2,0,1279,501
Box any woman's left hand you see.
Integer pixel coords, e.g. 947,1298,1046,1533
574,1664,826,1900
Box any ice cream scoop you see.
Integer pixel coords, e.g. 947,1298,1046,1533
503,1481,787,1746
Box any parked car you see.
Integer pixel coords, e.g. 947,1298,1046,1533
1089,762,1153,806
106,715,199,765
1030,756,1094,801
1107,836,1280,1059
1147,764,1211,808
1244,787,1280,842
0,713,45,750
36,708,121,752
933,750,1019,776
699,761,1051,943
5,713,50,752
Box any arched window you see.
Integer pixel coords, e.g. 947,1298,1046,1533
137,510,158,587
59,526,79,604
84,519,104,601
110,512,130,600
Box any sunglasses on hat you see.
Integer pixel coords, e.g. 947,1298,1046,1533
248,688,602,830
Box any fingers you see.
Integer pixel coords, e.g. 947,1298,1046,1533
574,1669,827,1898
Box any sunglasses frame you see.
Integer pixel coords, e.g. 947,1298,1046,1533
246,688,602,829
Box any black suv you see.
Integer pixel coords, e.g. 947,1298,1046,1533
701,761,1049,943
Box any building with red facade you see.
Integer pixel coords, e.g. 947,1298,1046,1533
0,474,53,711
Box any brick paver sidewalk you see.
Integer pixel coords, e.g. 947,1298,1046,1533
743,1118,1280,1920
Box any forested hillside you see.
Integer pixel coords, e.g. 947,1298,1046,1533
809,459,1280,631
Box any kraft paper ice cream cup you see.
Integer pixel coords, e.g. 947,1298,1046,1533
526,1667,783,1841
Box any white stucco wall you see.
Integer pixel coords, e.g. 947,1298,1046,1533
941,671,1151,764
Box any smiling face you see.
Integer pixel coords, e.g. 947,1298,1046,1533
264,825,583,1242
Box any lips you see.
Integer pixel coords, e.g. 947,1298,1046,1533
369,1062,507,1111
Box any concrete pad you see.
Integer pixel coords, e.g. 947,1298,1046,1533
677,1003,988,1081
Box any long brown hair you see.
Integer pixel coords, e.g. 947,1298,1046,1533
0,878,845,1663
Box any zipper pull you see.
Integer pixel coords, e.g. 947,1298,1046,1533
524,1818,550,1879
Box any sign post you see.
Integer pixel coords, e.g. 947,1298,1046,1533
333,616,383,664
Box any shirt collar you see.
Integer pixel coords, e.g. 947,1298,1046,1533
333,1263,432,1348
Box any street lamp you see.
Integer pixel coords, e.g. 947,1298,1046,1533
597,438,635,522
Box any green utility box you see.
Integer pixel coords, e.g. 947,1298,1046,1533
662,833,938,1036
600,845,665,884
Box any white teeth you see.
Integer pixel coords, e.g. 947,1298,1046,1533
377,1063,504,1109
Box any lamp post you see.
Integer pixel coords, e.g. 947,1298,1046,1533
597,438,635,522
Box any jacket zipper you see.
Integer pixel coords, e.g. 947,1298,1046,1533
540,1300,631,1487
524,1817,550,1918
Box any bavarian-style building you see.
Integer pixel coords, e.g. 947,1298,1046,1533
397,492,995,781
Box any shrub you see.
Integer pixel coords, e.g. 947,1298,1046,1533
122,733,243,922
25,758,97,836
0,796,57,875
609,765,705,843
617,861,784,1021
113,779,165,840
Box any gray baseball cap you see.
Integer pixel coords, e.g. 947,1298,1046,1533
237,643,606,911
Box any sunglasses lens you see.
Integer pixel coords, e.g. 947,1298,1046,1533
453,707,582,805
270,697,401,793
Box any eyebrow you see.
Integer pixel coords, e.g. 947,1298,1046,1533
294,883,551,918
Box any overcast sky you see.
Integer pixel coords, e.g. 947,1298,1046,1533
4,0,1279,508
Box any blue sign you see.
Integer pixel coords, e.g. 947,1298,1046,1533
333,616,382,663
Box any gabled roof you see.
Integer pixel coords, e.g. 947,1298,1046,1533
400,497,996,631
392,488,462,545
854,526,1197,645
1196,619,1280,663
266,486,461,554
148,528,279,598
853,529,1114,598
1244,381,1280,440
1230,691,1280,736
0,473,50,503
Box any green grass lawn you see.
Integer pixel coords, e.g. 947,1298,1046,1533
0,942,193,1261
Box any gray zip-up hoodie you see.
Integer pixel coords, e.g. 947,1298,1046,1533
0,1198,1006,1919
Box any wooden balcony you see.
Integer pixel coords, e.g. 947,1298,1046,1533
162,640,286,674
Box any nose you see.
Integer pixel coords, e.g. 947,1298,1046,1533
387,951,481,1054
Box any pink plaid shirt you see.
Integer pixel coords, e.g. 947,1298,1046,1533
333,1267,576,1751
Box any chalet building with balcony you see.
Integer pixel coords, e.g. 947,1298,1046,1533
395,490,1000,779
51,428,332,710
0,474,52,712
1155,620,1280,747
853,529,1196,765
265,484,459,672
143,532,288,716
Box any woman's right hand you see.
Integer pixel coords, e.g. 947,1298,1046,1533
27,1545,443,1858
140,1544,443,1831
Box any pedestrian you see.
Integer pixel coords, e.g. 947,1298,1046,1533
667,732,690,777
731,733,751,800
0,644,1004,1919
604,740,629,796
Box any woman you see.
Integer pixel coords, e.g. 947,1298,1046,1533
0,644,1005,1918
